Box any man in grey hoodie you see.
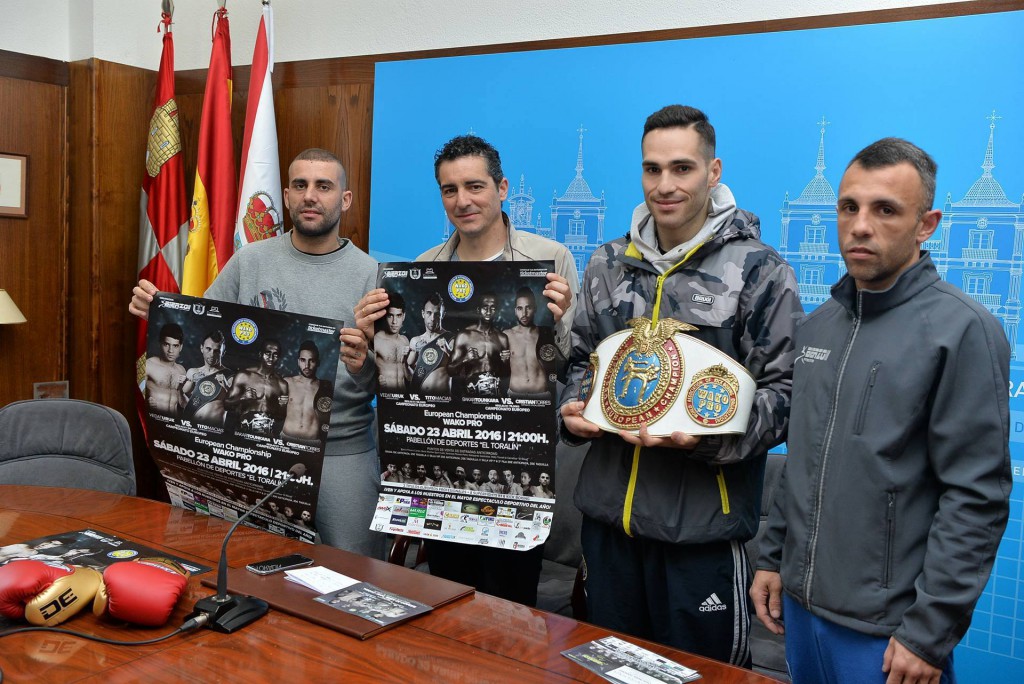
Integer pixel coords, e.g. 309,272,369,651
560,105,801,664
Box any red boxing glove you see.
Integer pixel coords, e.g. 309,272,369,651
0,559,102,626
93,557,190,626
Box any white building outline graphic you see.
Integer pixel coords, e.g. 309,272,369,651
930,111,1024,358
442,126,605,283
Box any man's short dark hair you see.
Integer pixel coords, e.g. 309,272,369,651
261,338,281,352
423,292,445,310
203,330,225,346
299,340,319,358
292,148,347,189
434,135,504,187
160,323,184,344
642,105,716,160
846,137,938,214
387,290,405,312
515,287,535,305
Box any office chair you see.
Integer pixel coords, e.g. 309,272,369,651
0,398,136,495
745,452,790,682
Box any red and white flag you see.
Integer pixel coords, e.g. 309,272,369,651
136,10,188,398
234,1,283,249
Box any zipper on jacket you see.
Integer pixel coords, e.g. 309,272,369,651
883,491,896,588
621,242,706,534
804,290,863,606
715,467,731,514
853,361,881,435
650,240,705,325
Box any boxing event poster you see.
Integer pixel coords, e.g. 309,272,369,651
144,293,342,544
370,261,558,550
0,529,210,574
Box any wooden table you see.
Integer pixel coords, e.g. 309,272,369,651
0,485,777,683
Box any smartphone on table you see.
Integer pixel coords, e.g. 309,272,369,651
245,553,314,575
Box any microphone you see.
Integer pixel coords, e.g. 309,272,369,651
186,463,307,633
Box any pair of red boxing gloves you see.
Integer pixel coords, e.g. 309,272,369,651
0,557,189,628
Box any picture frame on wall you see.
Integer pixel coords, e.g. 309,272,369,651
0,153,28,218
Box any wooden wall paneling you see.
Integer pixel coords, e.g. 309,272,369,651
96,59,161,497
0,48,68,86
67,58,166,497
339,82,375,251
67,60,98,403
0,74,67,406
173,81,250,206
172,90,202,205
274,83,374,249
93,59,156,405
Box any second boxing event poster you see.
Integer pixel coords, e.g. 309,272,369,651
370,261,559,550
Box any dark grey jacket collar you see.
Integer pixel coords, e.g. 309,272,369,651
832,251,938,317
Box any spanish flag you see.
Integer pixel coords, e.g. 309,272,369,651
136,11,188,400
182,5,236,296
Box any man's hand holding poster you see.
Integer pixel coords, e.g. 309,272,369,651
144,293,342,543
371,261,558,550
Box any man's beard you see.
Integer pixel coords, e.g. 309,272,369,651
291,204,341,238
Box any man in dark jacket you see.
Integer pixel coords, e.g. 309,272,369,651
561,105,801,665
751,138,1011,683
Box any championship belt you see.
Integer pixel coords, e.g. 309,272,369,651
536,327,562,371
577,317,755,436
241,411,276,435
466,371,501,396
414,335,450,381
183,369,234,418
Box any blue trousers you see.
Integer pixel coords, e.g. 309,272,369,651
783,595,956,684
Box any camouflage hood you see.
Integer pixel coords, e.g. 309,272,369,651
628,183,754,274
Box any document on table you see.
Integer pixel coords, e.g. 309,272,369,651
284,566,359,594
562,636,701,683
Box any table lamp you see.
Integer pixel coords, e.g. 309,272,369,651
0,289,26,324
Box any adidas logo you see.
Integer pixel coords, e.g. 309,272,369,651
699,593,728,612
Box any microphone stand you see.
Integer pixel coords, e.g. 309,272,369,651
187,465,304,633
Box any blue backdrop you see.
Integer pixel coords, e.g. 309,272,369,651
371,10,1024,679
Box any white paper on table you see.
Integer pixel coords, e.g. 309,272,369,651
283,566,360,594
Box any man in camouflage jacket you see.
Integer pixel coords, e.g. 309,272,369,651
561,105,801,665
